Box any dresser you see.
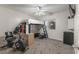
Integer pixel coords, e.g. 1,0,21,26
63,32,74,45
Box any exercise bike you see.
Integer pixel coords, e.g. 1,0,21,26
1,32,16,48
15,33,26,51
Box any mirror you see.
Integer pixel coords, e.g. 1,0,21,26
48,20,56,30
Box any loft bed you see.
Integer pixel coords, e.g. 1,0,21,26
28,19,44,25
27,19,48,38
27,19,44,33
13,19,48,38
13,19,44,33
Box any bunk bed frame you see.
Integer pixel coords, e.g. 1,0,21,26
27,19,48,38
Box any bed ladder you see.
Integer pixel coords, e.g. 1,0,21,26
43,21,48,39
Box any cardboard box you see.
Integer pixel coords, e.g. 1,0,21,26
27,33,34,48
19,33,34,48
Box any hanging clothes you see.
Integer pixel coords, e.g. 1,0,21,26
22,23,24,33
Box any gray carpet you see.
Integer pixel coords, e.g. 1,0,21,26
0,37,75,54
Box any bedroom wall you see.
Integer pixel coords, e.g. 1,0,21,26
74,5,79,47
42,10,69,41
0,5,70,41
0,6,31,37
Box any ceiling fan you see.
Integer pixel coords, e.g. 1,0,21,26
34,6,48,16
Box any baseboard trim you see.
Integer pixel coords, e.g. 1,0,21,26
48,38,63,42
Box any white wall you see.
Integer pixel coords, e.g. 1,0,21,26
42,10,69,41
0,6,31,37
74,5,79,47
68,18,74,30
72,5,79,54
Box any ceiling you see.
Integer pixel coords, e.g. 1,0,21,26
0,4,69,19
